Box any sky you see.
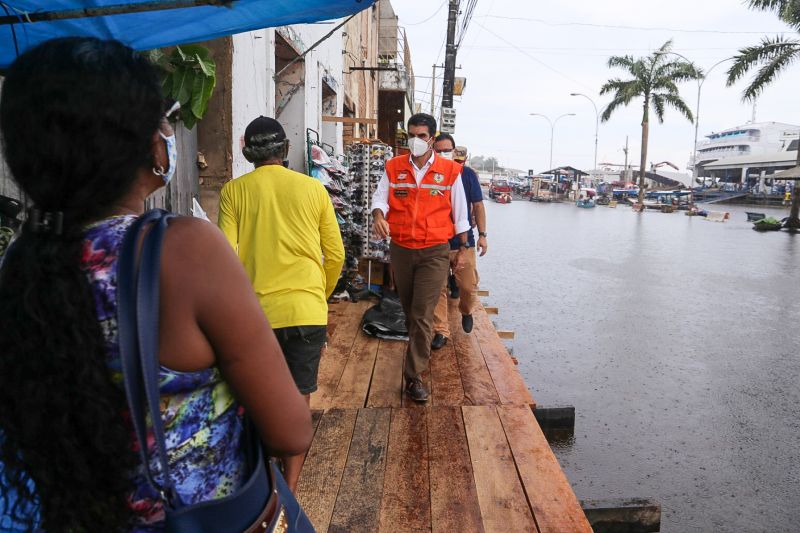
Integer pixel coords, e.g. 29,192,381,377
391,0,800,175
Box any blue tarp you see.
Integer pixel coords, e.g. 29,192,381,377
0,0,377,68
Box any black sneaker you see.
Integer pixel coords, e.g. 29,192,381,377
405,378,430,402
431,333,447,350
462,314,473,333
448,274,459,299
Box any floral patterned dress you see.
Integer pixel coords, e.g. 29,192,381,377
82,215,246,531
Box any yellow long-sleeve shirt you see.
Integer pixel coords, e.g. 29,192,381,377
218,164,345,329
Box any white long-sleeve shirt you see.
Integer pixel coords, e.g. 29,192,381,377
370,152,471,236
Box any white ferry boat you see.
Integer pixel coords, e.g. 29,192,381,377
692,121,799,171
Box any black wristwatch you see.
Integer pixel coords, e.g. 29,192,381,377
478,232,487,237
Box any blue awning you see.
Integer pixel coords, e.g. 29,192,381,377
0,0,376,68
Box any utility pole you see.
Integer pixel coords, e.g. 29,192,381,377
431,64,437,116
441,0,458,109
623,136,630,182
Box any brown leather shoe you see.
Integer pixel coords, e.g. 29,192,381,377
405,378,430,402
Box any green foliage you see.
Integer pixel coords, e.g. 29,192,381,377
148,45,216,129
600,40,701,124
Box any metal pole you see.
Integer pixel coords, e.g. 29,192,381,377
570,93,599,186
441,0,459,109
431,64,436,116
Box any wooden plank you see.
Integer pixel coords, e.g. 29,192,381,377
428,406,485,533
322,115,378,124
329,408,392,533
463,406,539,533
312,301,368,410
366,339,405,408
477,289,490,296
430,340,466,406
473,307,535,406
496,330,515,340
378,408,431,532
296,409,359,532
498,406,593,533
484,307,499,315
331,332,380,408
450,306,500,405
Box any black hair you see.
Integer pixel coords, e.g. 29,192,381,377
0,37,164,531
242,116,288,163
407,113,437,137
434,133,455,148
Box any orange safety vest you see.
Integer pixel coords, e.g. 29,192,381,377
385,154,462,249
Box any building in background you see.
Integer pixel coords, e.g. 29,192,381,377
377,1,415,149
342,6,381,145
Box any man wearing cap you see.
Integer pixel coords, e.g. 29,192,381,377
218,116,345,490
371,113,470,403
431,135,487,350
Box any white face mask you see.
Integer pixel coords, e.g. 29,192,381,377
408,136,431,158
438,151,454,160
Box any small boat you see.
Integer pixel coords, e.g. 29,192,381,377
494,192,512,204
752,217,782,231
746,211,766,222
576,198,595,208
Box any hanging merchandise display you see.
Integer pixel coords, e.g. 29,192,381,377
345,141,393,262
306,130,358,286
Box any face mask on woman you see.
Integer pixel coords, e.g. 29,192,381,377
159,132,177,184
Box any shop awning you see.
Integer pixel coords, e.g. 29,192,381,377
771,165,800,179
0,0,376,68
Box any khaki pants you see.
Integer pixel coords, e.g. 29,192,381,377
390,242,450,380
432,247,479,338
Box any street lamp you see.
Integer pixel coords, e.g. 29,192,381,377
570,93,599,187
657,51,734,206
530,112,576,197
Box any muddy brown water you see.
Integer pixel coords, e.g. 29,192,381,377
477,199,799,532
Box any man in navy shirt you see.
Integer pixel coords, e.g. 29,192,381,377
431,134,488,348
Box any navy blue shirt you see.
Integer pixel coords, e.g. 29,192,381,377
449,165,483,250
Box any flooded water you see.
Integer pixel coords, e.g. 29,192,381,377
477,199,800,532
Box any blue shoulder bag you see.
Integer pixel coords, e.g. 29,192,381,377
117,210,314,533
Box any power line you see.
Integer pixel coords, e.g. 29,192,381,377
472,19,594,91
478,14,795,35
402,0,447,26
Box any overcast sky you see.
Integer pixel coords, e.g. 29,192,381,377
391,0,800,174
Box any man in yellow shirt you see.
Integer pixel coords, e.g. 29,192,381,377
218,116,344,491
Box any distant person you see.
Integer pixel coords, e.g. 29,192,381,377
218,116,344,490
371,113,470,402
431,135,487,349
0,37,312,531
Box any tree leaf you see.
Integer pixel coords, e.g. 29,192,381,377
195,53,212,77
171,65,195,105
190,73,215,119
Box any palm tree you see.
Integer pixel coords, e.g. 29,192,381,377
600,40,702,205
726,0,800,228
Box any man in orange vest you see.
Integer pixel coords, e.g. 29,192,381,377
371,113,470,402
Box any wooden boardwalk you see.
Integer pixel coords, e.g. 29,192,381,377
297,299,592,533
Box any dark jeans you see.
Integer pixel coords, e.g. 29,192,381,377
273,325,327,394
